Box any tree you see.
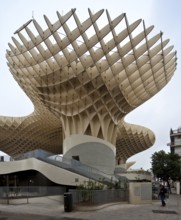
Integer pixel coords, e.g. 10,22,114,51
151,150,181,193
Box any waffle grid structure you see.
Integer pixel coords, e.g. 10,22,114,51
0,9,177,164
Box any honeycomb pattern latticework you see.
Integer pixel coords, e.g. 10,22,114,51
116,121,155,164
0,9,177,162
0,112,62,157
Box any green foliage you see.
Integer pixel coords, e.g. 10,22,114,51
76,178,127,203
107,180,121,189
76,178,126,191
76,179,104,190
114,179,122,189
151,150,181,181
76,180,104,202
105,178,127,190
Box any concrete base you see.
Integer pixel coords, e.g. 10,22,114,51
63,134,116,174
129,182,152,204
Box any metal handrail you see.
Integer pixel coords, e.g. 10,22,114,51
41,155,117,184
13,149,126,185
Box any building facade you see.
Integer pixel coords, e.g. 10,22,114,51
170,128,181,156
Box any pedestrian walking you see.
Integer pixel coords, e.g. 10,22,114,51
159,185,167,206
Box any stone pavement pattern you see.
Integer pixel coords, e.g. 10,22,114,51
0,194,180,220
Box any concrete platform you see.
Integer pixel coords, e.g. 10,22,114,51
0,194,180,220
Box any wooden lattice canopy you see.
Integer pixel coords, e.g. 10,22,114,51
0,9,177,162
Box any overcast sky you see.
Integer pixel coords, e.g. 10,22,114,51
0,0,180,170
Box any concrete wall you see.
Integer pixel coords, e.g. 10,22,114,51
175,146,181,156
129,182,152,204
63,134,116,174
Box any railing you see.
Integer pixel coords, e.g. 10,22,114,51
39,154,120,185
0,186,129,206
170,128,181,135
0,186,65,198
70,189,129,205
13,149,53,160
12,149,127,186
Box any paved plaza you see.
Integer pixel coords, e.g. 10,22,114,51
0,194,180,220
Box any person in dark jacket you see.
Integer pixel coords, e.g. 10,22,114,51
159,185,167,206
